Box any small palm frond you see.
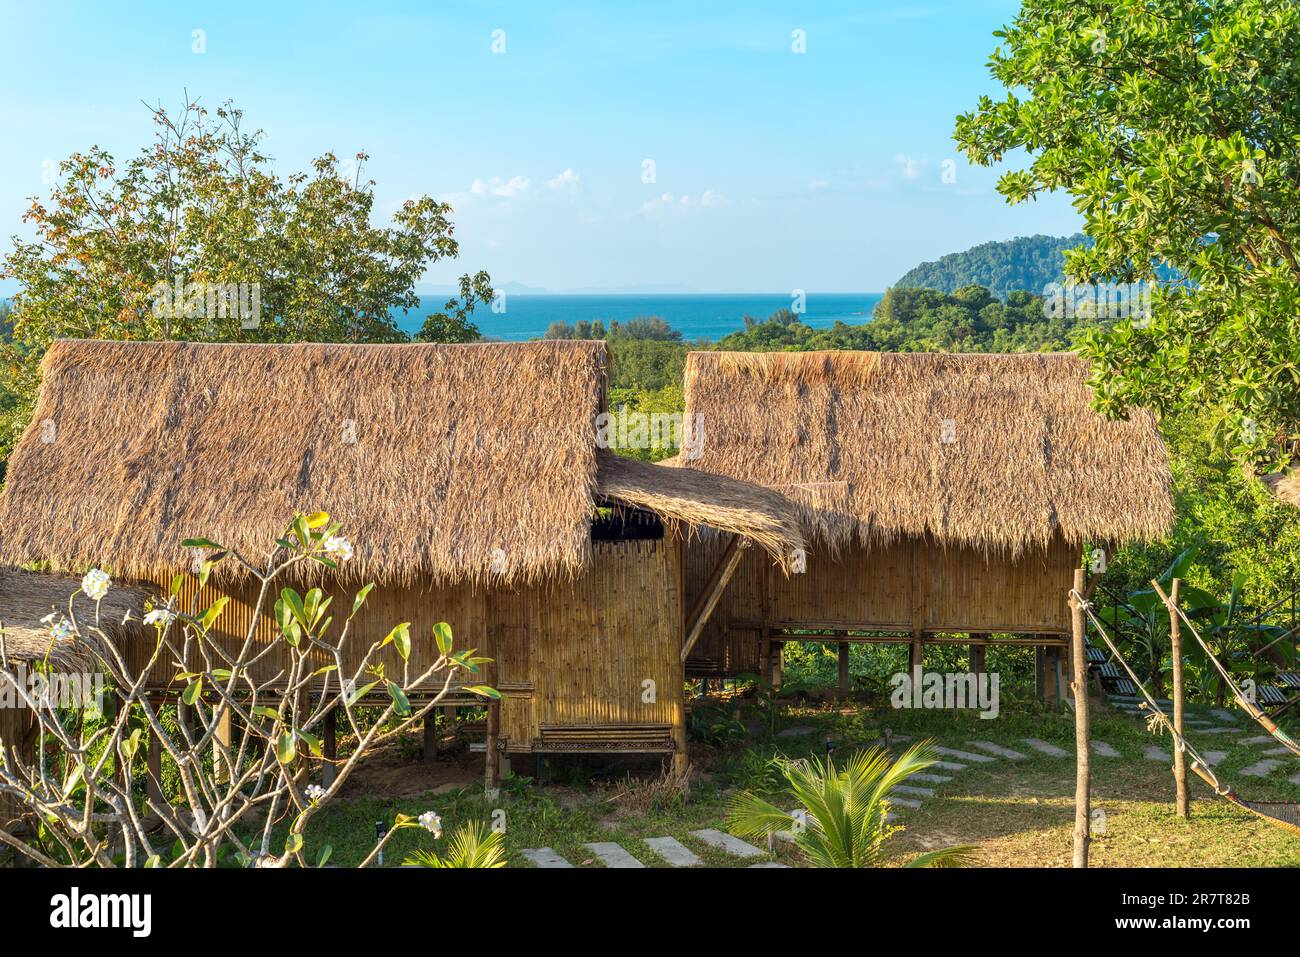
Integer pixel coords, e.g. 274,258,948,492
905,845,979,868
402,820,507,868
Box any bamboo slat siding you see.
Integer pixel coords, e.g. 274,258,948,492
0,703,31,824
685,534,1077,673
490,539,684,750
139,572,487,693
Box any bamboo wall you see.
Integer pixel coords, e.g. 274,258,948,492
490,539,684,751
0,702,31,825
685,532,1077,675
126,539,686,754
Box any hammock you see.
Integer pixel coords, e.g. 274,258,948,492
1150,580,1300,760
1072,589,1300,838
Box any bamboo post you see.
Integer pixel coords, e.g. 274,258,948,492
1069,567,1090,868
484,697,501,792
837,642,850,697
422,708,438,764
969,634,986,677
1168,578,1189,818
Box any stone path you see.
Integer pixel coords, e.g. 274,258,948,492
933,760,968,771
1022,738,1069,758
1144,745,1170,762
1201,750,1228,766
522,847,573,868
934,746,997,764
689,828,765,858
1240,759,1284,777
643,836,701,868
1091,740,1120,758
967,740,1027,760
892,784,935,798
584,842,644,868
911,772,952,784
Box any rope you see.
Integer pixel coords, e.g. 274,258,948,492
1070,589,1230,796
1149,582,1300,759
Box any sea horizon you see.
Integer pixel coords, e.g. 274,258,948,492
394,291,885,341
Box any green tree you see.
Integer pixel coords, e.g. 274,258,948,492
954,0,1300,475
0,97,489,460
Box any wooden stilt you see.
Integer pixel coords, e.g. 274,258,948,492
484,698,501,792
969,634,987,676
322,708,338,786
1169,578,1189,818
771,641,784,689
1069,567,1091,868
213,705,232,784
909,631,924,672
422,708,438,764
837,642,850,697
443,705,457,752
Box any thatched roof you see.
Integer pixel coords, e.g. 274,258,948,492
0,339,802,586
0,339,606,586
682,350,1173,556
594,452,804,565
0,569,151,669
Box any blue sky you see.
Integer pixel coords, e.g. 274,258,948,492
0,0,1080,293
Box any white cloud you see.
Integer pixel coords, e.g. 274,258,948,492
639,190,728,219
547,168,581,192
469,175,531,198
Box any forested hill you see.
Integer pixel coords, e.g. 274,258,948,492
893,234,1087,300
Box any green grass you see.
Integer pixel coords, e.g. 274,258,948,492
279,695,1300,868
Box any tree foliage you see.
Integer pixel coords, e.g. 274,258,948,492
893,233,1089,300
955,0,1300,471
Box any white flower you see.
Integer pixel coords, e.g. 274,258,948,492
49,618,74,641
304,784,326,803
143,608,176,627
323,535,353,563
418,811,443,837
81,568,111,601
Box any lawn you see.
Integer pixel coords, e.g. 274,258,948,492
283,694,1300,868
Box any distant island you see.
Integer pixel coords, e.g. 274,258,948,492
893,234,1087,300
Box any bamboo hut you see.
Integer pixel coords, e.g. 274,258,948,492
677,350,1173,697
0,339,804,773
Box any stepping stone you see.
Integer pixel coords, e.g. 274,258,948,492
522,847,573,868
1240,759,1283,778
967,741,1026,760
1144,746,1169,762
1290,773,1300,787
1183,719,1212,727
887,796,922,809
1240,735,1276,745
1211,708,1238,723
1196,727,1242,735
1261,746,1294,757
1091,741,1120,757
689,829,764,859
1201,751,1228,766
870,734,915,748
776,725,816,738
749,862,790,868
1023,738,1069,758
911,773,952,784
584,842,644,868
644,836,701,868
893,784,935,798
935,747,996,763
933,760,968,771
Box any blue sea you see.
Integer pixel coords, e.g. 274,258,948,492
393,292,884,342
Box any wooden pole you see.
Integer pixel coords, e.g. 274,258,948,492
837,642,850,697
681,536,748,662
484,697,501,792
1168,578,1189,818
1069,567,1090,868
969,634,986,677
422,708,438,764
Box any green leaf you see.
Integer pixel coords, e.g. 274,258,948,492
350,583,375,620
386,681,411,716
433,621,453,656
305,511,331,529
275,732,297,765
345,680,378,707
464,685,501,700
198,596,230,630
297,729,323,757
251,705,280,720
285,832,304,855
181,538,222,549
316,845,333,868
182,678,202,706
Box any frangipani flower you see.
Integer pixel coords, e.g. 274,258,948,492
418,811,443,838
143,608,177,627
323,535,353,563
81,568,111,601
304,784,326,803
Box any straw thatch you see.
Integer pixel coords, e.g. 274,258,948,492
0,569,151,669
682,350,1173,556
594,452,805,565
0,339,608,587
